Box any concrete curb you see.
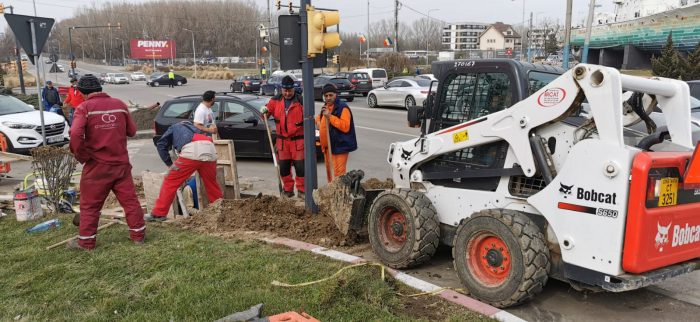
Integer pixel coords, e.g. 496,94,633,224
263,237,525,322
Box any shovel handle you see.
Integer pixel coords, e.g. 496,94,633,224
324,114,334,181
263,115,284,196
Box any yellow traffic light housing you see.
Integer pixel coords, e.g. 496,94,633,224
306,6,341,57
275,0,281,10
332,54,339,64
70,60,76,69
0,3,5,14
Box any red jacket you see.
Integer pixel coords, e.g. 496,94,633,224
63,86,85,109
69,93,136,165
266,94,304,143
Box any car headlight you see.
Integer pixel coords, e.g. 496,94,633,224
2,121,35,129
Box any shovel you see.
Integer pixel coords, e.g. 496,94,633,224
323,107,335,182
263,115,284,197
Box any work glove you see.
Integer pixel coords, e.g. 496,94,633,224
261,106,269,115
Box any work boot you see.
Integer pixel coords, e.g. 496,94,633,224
144,214,167,222
72,213,80,226
66,239,92,251
297,191,305,199
282,191,295,198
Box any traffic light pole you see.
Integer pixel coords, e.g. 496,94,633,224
8,6,26,94
300,0,319,213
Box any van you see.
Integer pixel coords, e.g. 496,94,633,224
353,68,388,88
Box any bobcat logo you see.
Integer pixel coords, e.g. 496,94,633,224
655,221,672,252
559,183,573,195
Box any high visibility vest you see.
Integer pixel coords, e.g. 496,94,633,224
168,72,175,79
261,68,267,75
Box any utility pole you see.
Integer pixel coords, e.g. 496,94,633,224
582,0,596,63
184,28,196,78
367,0,370,66
300,0,318,213
562,0,573,69
7,6,26,94
267,0,273,73
394,0,399,52
528,11,533,63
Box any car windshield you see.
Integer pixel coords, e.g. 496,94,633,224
372,70,387,78
115,73,126,77
330,78,350,85
246,98,270,112
354,73,369,79
245,76,261,80
415,79,433,87
151,73,164,79
0,95,35,115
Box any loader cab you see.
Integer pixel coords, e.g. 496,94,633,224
417,59,563,191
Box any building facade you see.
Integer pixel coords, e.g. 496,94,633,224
442,22,490,51
478,22,521,51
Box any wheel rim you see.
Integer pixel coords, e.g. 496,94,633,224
177,81,182,86
378,207,408,252
274,88,278,96
405,96,415,109
154,82,159,86
467,232,511,287
369,95,377,108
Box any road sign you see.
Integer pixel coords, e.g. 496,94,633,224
4,14,55,65
278,14,326,70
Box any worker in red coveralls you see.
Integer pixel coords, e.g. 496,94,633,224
261,75,305,198
144,109,223,221
68,74,145,250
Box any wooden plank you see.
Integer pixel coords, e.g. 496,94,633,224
227,140,241,199
196,173,209,208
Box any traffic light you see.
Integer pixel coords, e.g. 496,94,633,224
0,3,5,14
275,0,281,10
332,54,339,64
306,6,341,57
288,2,294,14
21,60,27,71
70,60,77,69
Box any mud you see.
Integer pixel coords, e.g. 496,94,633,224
180,196,364,247
131,108,159,131
362,178,394,190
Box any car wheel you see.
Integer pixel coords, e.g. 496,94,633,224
154,81,160,87
0,132,16,154
177,81,183,86
362,92,368,97
405,96,416,110
368,94,379,108
346,97,354,102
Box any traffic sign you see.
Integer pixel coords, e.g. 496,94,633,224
4,14,55,65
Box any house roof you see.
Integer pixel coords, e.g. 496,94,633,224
481,22,521,39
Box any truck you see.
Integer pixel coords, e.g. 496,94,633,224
330,59,700,308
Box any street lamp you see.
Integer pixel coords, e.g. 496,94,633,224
183,28,196,78
98,37,107,65
426,9,439,65
512,0,526,61
115,37,126,66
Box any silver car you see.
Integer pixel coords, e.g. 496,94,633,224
131,72,146,81
367,78,434,109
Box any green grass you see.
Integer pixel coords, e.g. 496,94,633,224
0,215,489,321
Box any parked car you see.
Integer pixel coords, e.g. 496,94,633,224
98,73,108,84
313,76,355,102
56,64,65,72
111,73,130,84
230,76,263,93
0,95,69,153
131,72,147,81
688,80,700,100
353,68,388,88
367,77,433,109
147,73,188,87
68,70,80,79
153,93,320,158
416,74,437,82
336,71,372,97
259,75,302,96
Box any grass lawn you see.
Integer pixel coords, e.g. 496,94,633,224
0,215,490,321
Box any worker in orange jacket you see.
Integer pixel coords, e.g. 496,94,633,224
316,84,357,181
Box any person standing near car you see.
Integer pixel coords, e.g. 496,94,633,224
41,80,62,112
193,90,217,137
316,83,357,181
261,76,305,198
168,70,176,88
63,78,85,125
67,74,145,250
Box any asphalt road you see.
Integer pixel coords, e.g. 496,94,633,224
16,60,700,322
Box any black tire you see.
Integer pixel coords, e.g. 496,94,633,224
362,92,368,97
177,81,183,86
368,93,379,108
368,189,440,269
405,95,416,110
452,209,550,308
346,97,354,102
154,81,160,87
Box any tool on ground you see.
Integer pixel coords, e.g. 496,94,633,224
263,115,284,196
46,220,118,250
317,61,700,308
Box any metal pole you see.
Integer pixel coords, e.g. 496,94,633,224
394,0,399,52
528,11,533,63
427,9,438,65
300,0,318,213
9,6,26,94
367,0,370,67
191,32,197,78
520,0,525,61
30,19,46,146
267,0,273,73
582,0,596,64
102,38,107,65
255,36,259,77
563,0,573,69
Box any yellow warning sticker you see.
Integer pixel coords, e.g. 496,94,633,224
452,130,469,143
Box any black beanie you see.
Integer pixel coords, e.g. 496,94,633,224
77,74,103,95
281,75,295,89
322,83,337,95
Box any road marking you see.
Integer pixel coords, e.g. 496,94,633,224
355,125,417,137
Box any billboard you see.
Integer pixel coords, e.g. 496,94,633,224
130,39,176,59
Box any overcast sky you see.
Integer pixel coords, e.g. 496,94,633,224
2,0,614,33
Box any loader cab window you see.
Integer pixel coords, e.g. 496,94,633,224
528,71,560,95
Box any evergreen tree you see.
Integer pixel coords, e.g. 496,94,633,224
682,42,700,80
651,32,682,79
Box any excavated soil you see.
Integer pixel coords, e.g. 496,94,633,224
180,196,364,247
362,178,394,190
131,108,159,130
102,177,146,210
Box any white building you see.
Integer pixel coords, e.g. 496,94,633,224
442,22,490,51
478,22,522,51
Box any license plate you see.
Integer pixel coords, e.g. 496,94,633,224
252,82,259,85
341,92,349,95
359,81,368,84
658,177,679,207
47,135,63,144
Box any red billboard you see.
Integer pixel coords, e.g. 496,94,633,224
130,39,176,59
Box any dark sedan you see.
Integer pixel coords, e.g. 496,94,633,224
153,93,320,158
259,75,302,96
230,76,262,93
313,76,355,101
147,73,188,87
336,72,371,96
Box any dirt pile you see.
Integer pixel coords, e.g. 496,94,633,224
180,196,363,247
102,177,146,210
362,178,394,190
131,108,159,130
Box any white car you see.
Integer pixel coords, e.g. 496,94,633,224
111,73,130,84
0,95,69,153
417,74,437,82
367,77,433,109
131,72,146,81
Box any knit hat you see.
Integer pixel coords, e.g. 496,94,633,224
77,74,103,95
281,75,295,89
322,83,337,95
